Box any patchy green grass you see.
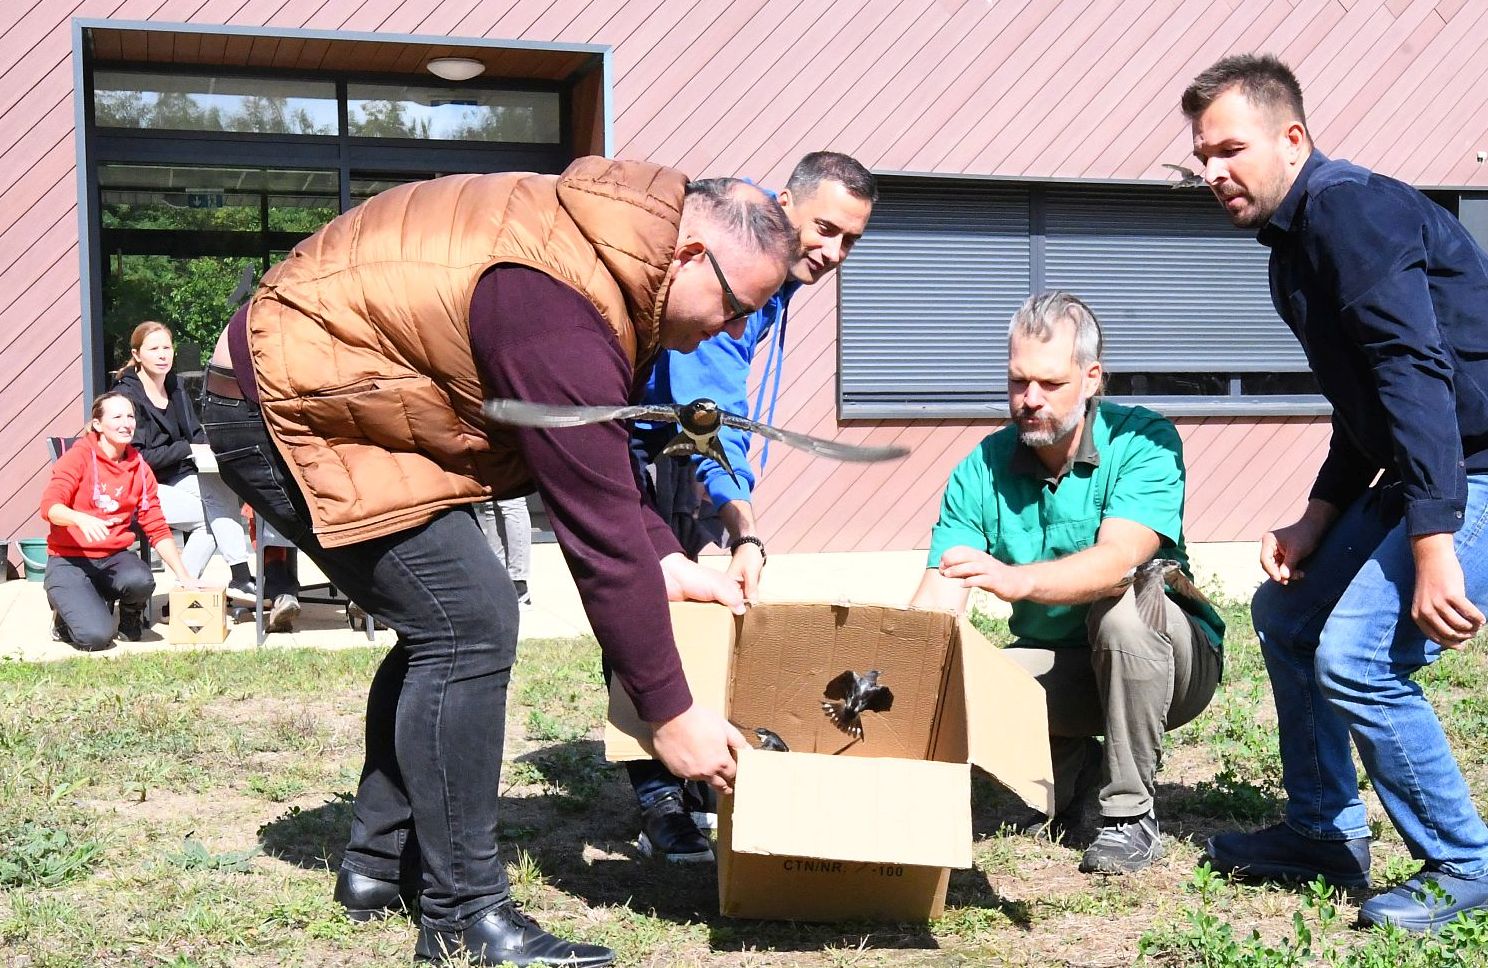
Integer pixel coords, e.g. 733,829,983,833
3,603,1488,966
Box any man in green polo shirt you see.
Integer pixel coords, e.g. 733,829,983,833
911,291,1224,875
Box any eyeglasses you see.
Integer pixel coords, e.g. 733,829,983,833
702,247,753,323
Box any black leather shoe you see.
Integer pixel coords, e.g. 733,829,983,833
334,867,416,922
415,900,614,966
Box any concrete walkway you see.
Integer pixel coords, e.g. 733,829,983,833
0,542,1263,663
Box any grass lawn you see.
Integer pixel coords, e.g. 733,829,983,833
5,598,1488,966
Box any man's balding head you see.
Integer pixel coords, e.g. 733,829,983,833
662,179,796,353
680,178,797,271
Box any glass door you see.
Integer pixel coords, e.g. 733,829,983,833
98,163,339,374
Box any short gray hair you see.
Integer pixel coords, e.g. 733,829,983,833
683,177,797,271
1009,292,1103,367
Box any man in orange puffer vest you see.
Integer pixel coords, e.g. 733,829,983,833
201,157,796,967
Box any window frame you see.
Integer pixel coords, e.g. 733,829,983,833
76,36,591,399
837,172,1332,421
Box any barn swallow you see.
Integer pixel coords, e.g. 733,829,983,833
752,727,790,752
481,397,909,485
1114,558,1215,635
821,669,894,739
657,399,733,479
1161,163,1206,189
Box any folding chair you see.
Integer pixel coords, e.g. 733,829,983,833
253,517,375,646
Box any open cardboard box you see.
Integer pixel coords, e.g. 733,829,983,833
606,601,1054,922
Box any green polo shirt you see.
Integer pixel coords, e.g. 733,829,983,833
927,400,1224,650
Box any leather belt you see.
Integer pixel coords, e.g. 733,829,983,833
204,365,246,400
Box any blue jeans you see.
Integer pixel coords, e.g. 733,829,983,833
1251,478,1488,877
201,388,520,928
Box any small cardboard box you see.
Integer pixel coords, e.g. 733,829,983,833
607,601,1054,922
168,586,228,645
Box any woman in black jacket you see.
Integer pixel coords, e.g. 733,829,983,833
111,321,255,603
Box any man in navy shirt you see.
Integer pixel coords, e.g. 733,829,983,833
1184,54,1488,931
626,152,876,862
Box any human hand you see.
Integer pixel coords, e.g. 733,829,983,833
660,553,746,615
726,541,765,604
937,545,1033,602
1260,517,1328,584
1412,534,1484,649
72,513,117,544
650,703,747,794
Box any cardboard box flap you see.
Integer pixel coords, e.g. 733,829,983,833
952,618,1056,816
730,748,973,869
605,602,736,761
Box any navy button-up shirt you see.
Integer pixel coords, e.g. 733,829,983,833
1259,150,1488,535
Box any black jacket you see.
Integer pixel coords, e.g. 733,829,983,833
110,370,205,486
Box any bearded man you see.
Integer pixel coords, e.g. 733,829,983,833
910,291,1224,875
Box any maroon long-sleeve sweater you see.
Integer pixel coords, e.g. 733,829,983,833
229,266,692,722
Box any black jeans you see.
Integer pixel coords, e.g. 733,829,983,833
44,551,154,650
623,435,710,811
200,389,520,929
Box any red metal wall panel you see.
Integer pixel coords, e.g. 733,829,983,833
8,0,1480,553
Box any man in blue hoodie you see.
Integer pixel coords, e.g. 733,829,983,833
627,151,876,862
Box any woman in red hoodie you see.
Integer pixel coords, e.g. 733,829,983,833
40,392,195,651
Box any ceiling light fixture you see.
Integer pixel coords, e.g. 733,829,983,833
427,57,486,82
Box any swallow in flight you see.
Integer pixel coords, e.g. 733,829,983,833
821,669,894,740
482,397,909,485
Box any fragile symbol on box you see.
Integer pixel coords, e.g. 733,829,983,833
168,587,228,645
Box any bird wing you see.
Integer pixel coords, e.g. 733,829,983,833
718,411,909,463
861,684,894,714
482,398,677,428
1132,568,1169,636
1161,562,1216,609
1160,163,1205,189
823,670,856,701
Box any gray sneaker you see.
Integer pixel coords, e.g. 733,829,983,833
267,593,301,633
1079,813,1163,874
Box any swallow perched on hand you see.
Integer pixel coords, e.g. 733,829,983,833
1114,558,1215,635
1161,163,1206,189
481,396,909,485
752,727,790,752
821,669,894,739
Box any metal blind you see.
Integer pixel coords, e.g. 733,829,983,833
1042,185,1305,372
839,181,1030,416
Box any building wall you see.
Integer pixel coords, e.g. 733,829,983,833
4,0,1486,554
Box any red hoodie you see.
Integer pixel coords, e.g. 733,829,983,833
39,433,171,558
